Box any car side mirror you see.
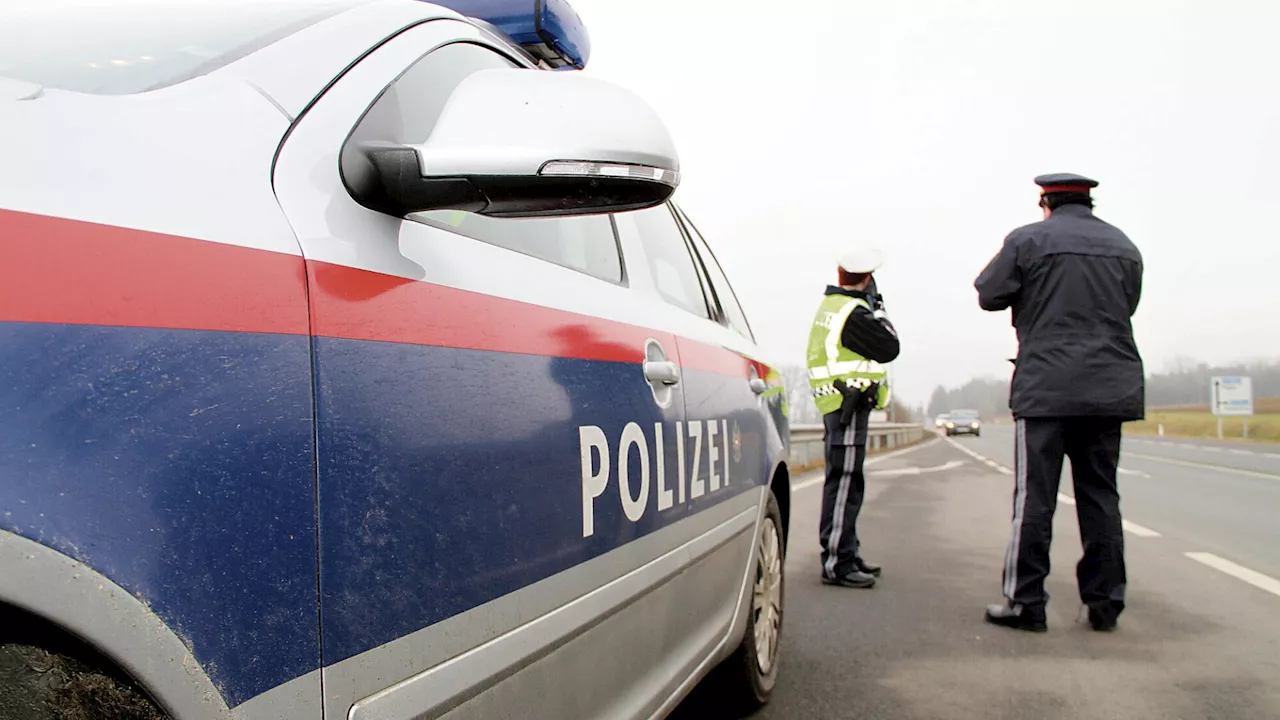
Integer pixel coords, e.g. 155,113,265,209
354,68,679,218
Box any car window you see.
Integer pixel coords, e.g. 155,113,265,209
343,42,622,284
678,209,755,341
615,205,710,319
418,211,622,283
0,0,365,94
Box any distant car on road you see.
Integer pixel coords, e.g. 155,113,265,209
934,413,951,429
945,410,982,437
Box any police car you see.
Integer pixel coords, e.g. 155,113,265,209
0,1,793,718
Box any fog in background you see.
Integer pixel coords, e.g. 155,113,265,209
573,0,1280,406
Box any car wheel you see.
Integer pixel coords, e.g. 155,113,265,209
0,644,167,720
707,489,785,714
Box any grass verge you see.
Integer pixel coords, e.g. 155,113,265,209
1127,408,1280,443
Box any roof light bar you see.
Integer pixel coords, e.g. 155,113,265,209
540,161,680,187
429,0,591,70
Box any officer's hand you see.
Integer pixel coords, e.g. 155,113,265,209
859,383,880,410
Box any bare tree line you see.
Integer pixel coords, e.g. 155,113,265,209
923,357,1280,419
777,358,1280,426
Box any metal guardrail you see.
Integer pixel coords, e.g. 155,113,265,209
788,422,927,473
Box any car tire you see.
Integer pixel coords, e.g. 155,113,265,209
707,489,785,715
0,644,167,720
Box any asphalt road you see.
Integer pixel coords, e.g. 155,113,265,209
957,424,1280,580
672,431,1280,720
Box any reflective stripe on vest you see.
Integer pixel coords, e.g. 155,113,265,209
809,359,885,381
805,293,890,415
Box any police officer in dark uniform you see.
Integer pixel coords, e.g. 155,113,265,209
975,173,1144,632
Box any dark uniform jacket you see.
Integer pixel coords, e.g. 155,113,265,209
825,285,900,364
975,204,1145,420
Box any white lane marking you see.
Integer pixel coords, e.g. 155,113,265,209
1117,467,1151,478
1128,439,1277,459
791,475,823,493
791,476,822,492
1124,452,1280,481
1059,491,1162,532
792,438,939,492
1121,520,1162,537
1186,552,1280,598
944,436,1014,474
872,460,966,477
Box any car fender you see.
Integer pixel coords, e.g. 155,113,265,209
0,529,233,720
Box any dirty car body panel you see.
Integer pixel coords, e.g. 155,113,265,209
0,1,790,718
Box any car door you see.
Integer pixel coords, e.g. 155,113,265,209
610,203,768,699
270,19,714,720
640,203,772,501
673,204,788,470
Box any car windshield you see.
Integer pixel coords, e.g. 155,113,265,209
0,0,366,95
951,411,979,419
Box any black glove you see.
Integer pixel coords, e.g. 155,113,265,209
858,382,881,411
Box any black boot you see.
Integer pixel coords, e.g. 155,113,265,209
1087,607,1117,632
822,569,876,589
856,558,882,577
984,603,1047,633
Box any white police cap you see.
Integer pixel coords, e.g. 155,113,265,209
837,243,885,274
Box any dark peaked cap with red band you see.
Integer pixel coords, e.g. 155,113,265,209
1035,172,1099,194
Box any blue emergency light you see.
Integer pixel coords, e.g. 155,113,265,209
430,0,591,70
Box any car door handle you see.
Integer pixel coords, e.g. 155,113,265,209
749,378,767,394
643,360,680,386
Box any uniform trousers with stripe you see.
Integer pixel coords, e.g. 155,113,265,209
1004,417,1128,621
819,406,870,578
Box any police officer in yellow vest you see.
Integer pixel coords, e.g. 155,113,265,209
806,243,900,589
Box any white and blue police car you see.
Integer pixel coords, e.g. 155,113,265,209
0,1,793,718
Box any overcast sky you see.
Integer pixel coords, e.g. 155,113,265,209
572,0,1280,406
